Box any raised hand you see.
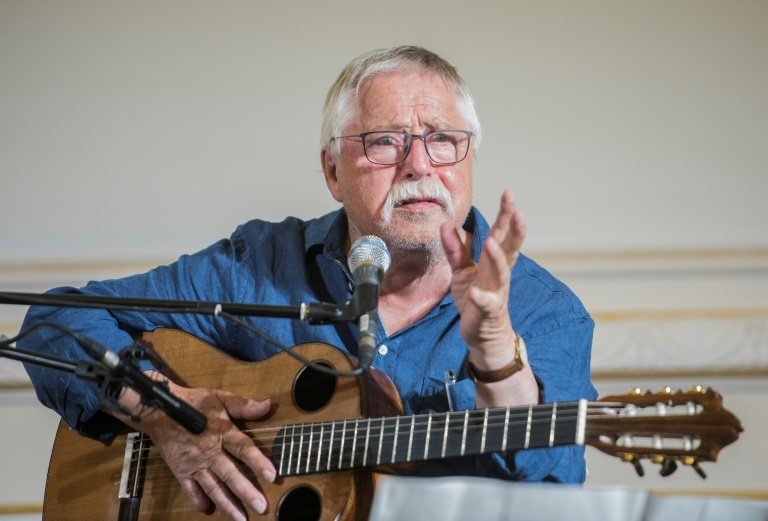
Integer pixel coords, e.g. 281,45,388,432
440,190,525,362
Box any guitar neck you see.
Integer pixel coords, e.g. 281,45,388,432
273,401,588,476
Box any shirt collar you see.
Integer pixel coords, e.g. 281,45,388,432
304,206,490,265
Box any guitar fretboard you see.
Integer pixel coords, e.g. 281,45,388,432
272,401,587,476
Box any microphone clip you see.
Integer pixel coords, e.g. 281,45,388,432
95,342,171,423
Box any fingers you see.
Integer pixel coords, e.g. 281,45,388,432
153,388,275,521
209,453,269,517
222,419,277,483
191,466,252,521
181,419,272,521
475,234,511,293
180,477,212,514
488,190,526,264
218,392,276,513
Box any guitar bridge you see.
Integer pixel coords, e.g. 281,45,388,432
118,432,150,500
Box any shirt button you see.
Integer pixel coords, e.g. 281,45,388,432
378,344,388,356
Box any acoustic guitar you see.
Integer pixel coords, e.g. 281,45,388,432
43,329,742,521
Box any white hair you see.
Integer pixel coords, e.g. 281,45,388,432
321,46,481,156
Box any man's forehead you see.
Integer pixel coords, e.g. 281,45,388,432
354,71,464,129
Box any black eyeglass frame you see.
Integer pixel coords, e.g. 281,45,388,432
330,130,474,166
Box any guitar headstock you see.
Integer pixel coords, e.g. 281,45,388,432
586,386,743,478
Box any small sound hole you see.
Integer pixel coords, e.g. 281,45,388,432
293,362,336,412
276,485,322,521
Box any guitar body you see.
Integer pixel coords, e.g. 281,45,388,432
43,329,403,521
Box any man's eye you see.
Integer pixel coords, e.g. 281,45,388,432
369,133,402,146
430,132,454,144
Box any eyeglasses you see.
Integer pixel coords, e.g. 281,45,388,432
331,130,474,165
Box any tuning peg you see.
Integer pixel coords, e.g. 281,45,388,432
657,386,674,394
681,456,708,479
659,458,678,477
622,453,645,477
690,460,707,479
687,385,706,394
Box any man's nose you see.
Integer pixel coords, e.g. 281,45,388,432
400,136,433,178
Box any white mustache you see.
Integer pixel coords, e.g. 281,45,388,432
381,180,455,222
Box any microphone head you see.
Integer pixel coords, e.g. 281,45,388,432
348,235,391,274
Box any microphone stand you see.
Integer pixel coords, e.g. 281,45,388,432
0,289,376,433
0,291,355,323
0,334,206,434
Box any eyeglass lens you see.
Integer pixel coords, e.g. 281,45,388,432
363,131,470,165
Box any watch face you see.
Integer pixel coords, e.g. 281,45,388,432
518,336,529,366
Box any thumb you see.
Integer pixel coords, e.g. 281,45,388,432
440,221,473,271
218,392,271,421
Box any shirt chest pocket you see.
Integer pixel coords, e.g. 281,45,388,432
415,376,475,414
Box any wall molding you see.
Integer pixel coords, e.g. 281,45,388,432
2,249,767,389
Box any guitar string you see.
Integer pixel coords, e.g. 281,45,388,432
120,404,631,483
119,402,697,494
125,403,629,467
121,410,592,486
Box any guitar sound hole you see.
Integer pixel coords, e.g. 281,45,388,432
293,362,336,412
276,485,322,521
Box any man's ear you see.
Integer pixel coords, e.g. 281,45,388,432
321,148,343,203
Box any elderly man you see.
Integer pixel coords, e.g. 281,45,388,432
19,46,596,521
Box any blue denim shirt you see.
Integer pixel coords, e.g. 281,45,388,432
20,207,597,483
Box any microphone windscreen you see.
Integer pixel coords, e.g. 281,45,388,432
347,235,391,274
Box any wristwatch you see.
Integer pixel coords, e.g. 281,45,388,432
468,334,528,383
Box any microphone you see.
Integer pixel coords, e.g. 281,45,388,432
347,235,391,371
78,335,207,434
108,343,208,435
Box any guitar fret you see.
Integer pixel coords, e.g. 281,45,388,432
363,419,371,467
460,410,469,456
502,407,510,452
296,424,304,475
441,412,450,458
391,417,400,464
424,414,432,460
316,424,324,473
524,405,533,449
327,422,335,470
351,419,359,469
480,408,489,453
407,416,415,462
338,420,347,469
278,429,286,476
549,403,558,447
287,424,296,475
576,399,587,446
306,425,314,474
377,417,385,465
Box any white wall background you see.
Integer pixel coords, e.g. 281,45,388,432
1,0,767,518
1,1,766,261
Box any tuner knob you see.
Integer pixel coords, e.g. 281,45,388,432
657,386,674,394
628,387,643,395
692,461,707,479
659,458,678,477
688,385,705,394
621,454,645,477
682,457,707,479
